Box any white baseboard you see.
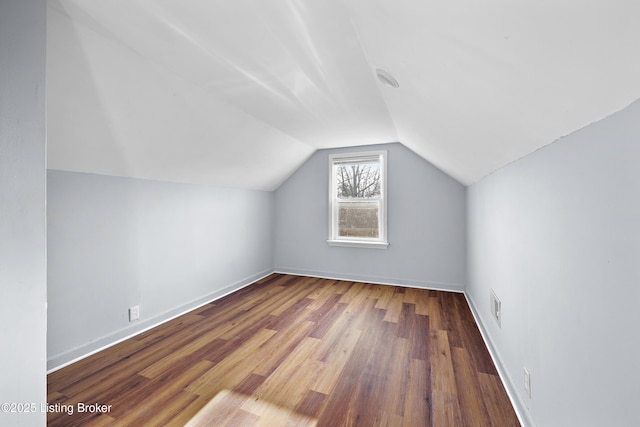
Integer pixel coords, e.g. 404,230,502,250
274,267,465,293
47,268,274,373
464,294,536,427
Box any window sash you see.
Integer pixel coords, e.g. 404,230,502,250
328,150,388,248
337,199,380,239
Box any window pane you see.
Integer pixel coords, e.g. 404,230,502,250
338,201,379,238
336,161,380,199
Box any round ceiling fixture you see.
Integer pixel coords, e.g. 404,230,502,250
375,69,399,89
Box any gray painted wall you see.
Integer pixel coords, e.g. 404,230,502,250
47,171,274,369
467,100,640,426
0,0,47,425
274,143,467,290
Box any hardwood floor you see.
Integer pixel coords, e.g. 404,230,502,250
47,274,520,426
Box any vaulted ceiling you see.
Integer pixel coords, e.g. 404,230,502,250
47,0,640,190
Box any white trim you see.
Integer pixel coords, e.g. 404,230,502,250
47,268,274,373
274,268,465,293
464,293,534,427
328,150,388,247
326,239,389,249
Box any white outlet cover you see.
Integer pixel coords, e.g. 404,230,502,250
129,305,140,322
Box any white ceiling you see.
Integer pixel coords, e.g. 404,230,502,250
47,0,640,190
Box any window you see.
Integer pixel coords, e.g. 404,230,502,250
328,150,388,248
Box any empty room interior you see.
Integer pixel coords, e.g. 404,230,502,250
2,1,640,426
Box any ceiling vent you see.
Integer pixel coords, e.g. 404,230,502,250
375,69,399,89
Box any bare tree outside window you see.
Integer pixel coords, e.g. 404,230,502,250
336,163,381,199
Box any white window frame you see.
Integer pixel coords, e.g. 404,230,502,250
327,150,388,249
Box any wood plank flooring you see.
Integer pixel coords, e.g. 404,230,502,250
47,274,520,426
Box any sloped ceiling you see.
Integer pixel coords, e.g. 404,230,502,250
47,0,640,190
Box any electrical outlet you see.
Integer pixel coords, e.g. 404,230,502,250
490,289,501,327
129,305,140,322
524,367,531,399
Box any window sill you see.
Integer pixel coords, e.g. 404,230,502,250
327,239,389,249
